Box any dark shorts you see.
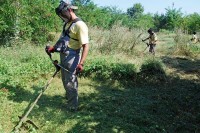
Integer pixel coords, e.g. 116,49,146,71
149,43,156,53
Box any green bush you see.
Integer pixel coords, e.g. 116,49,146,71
0,0,61,45
0,0,16,38
80,58,137,80
139,58,166,83
140,59,165,75
1,0,200,46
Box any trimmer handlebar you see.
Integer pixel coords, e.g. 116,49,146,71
45,45,78,75
53,60,61,72
142,40,149,47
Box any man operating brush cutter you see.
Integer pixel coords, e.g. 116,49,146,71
45,0,89,112
142,28,158,55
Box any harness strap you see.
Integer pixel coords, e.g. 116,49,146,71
63,18,81,41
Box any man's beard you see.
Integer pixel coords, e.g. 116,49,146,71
60,15,72,23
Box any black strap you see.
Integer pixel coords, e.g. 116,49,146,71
62,23,67,35
63,18,81,41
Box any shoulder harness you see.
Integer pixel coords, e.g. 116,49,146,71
63,18,81,41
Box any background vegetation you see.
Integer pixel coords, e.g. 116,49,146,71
1,0,200,44
0,0,200,133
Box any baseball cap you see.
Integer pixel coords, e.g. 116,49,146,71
55,0,78,15
60,0,78,9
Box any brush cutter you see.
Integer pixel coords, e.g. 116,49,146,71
45,45,77,75
12,51,74,132
130,33,143,50
13,66,59,132
141,40,149,53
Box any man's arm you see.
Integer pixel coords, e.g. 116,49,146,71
79,43,89,65
142,37,150,42
76,43,89,73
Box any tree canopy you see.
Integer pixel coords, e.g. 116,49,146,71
1,0,200,44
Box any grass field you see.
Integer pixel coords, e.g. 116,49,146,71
0,29,200,133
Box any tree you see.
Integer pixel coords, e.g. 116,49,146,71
127,3,144,19
0,0,61,44
72,0,91,6
133,14,154,29
153,13,167,31
165,4,183,30
185,13,200,33
0,0,17,39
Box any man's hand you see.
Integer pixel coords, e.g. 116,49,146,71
53,60,61,72
45,45,54,54
45,45,55,59
76,64,83,74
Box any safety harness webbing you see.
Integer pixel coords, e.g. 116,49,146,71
62,18,81,41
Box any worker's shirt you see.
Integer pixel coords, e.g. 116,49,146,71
191,34,197,43
148,32,157,44
66,21,89,50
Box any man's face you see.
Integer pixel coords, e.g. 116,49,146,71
60,9,71,22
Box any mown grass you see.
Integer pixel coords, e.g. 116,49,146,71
0,29,200,133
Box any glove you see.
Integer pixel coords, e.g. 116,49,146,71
76,64,83,74
45,45,54,54
53,60,61,72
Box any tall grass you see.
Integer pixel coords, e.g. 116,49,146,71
89,23,144,54
172,29,199,57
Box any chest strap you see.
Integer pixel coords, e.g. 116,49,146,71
62,18,81,41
